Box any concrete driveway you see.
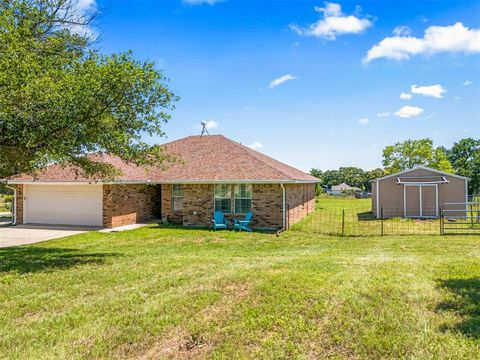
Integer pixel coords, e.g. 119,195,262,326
0,225,101,248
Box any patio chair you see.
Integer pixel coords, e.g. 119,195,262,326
212,211,228,230
233,212,253,232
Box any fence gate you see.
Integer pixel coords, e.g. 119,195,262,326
441,202,480,235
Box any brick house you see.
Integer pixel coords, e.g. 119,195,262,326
8,135,318,230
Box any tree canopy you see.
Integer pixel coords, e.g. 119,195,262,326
310,167,384,192
445,138,480,195
382,139,453,174
0,0,178,179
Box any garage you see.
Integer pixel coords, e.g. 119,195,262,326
24,185,103,226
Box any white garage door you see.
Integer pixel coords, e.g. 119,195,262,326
24,185,103,226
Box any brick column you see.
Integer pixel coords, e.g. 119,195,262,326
15,184,24,225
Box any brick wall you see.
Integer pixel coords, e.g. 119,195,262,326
103,184,160,228
160,183,284,229
251,184,283,229
183,184,215,227
14,184,24,225
286,183,316,228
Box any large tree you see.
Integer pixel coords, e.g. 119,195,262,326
382,139,453,174
446,138,480,195
0,0,178,179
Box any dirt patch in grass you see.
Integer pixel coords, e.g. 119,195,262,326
128,327,212,360
118,281,251,359
198,281,250,323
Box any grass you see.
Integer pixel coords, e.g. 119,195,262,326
315,194,372,211
0,195,11,213
0,225,479,359
292,196,443,236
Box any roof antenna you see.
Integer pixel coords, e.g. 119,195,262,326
200,121,209,136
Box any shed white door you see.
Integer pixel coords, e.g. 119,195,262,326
24,185,103,226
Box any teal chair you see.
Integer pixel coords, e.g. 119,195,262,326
233,212,253,232
212,211,228,230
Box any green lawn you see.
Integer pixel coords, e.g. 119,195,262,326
1,226,479,359
292,196,442,236
315,194,371,211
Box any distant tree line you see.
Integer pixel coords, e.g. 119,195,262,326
310,167,384,192
310,138,480,195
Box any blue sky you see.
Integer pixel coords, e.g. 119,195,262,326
90,0,479,171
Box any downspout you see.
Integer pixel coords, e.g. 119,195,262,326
5,185,16,225
276,183,286,236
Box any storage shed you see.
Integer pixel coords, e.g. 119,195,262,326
371,167,469,218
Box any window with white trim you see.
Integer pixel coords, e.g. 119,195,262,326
214,184,232,213
214,184,252,214
234,184,252,214
172,184,184,212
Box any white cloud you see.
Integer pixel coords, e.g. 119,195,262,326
269,74,298,89
394,105,424,118
196,120,218,131
76,0,96,11
69,0,97,37
183,0,223,5
249,141,264,151
204,120,218,129
393,25,411,36
364,22,480,63
358,118,369,125
400,92,412,100
377,112,390,117
290,2,372,40
463,80,474,86
411,84,446,98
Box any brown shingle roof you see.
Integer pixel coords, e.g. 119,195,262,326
10,135,318,183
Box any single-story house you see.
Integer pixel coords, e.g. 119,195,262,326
371,166,469,218
330,183,362,195
8,135,319,230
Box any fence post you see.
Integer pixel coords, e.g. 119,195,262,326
381,207,384,236
341,209,345,237
439,205,443,235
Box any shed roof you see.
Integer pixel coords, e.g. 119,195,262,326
372,166,470,182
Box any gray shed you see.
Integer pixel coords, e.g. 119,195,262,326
371,167,469,218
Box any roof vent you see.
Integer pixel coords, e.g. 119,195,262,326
200,121,209,136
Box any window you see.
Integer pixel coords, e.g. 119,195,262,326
214,184,252,214
172,184,184,212
234,184,252,213
214,184,232,213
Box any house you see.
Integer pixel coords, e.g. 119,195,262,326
371,166,469,219
329,183,361,195
8,135,319,230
